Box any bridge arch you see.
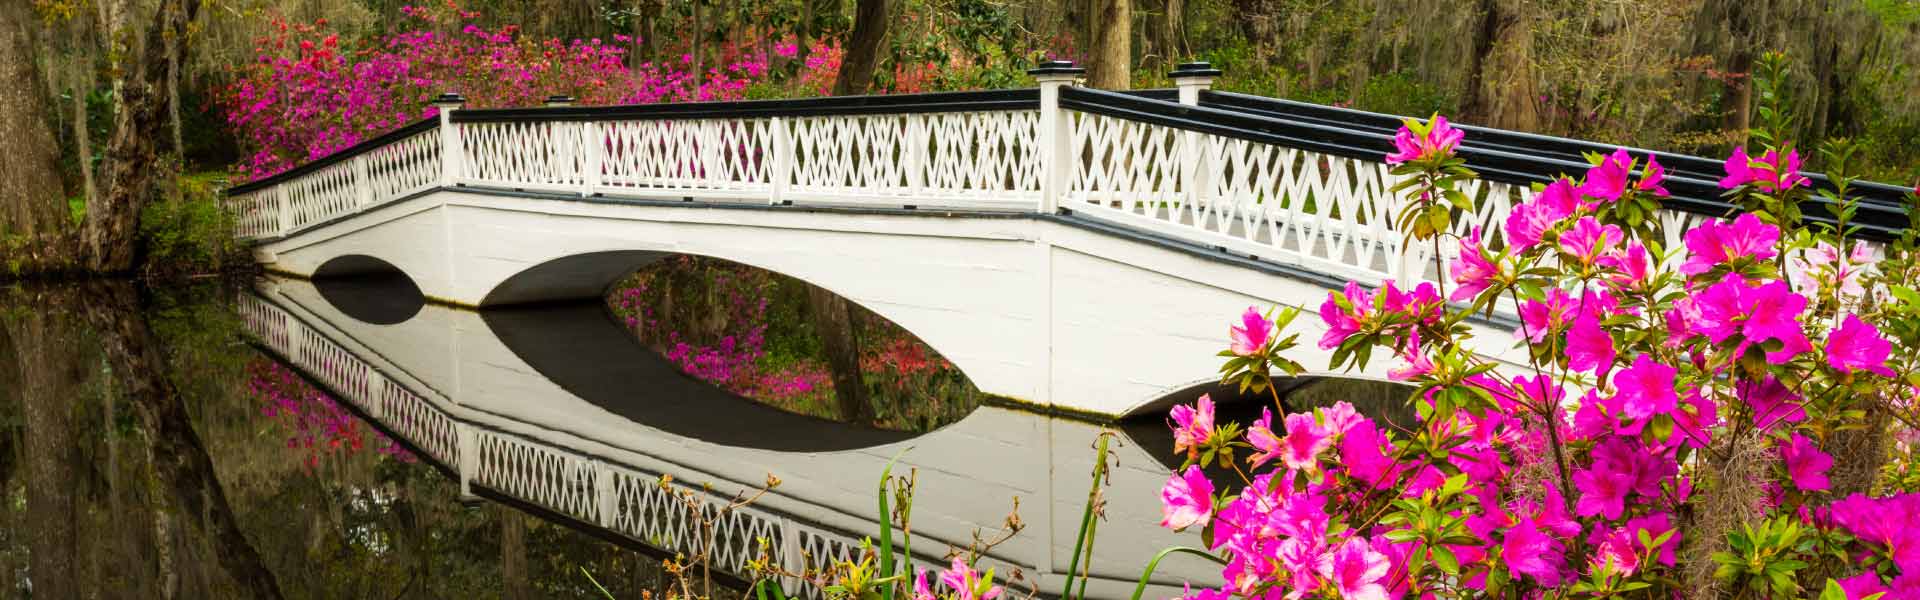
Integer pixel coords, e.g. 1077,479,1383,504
312,254,425,325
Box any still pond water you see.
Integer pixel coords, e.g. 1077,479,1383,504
0,259,1409,599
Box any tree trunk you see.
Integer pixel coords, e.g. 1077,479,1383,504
0,0,70,237
1461,0,1535,130
1084,0,1131,90
74,61,98,210
79,282,286,600
632,0,658,67
12,308,88,600
1720,0,1757,143
167,19,183,160
500,507,531,600
807,285,872,423
832,0,890,95
88,0,200,273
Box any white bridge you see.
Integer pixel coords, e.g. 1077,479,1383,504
229,61,1912,419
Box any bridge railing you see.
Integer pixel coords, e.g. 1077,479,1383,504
238,290,939,598
229,61,1908,294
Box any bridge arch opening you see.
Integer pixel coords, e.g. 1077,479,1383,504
481,251,988,434
312,254,424,325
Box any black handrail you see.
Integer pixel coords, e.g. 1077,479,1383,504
1061,87,1910,241
227,116,441,195
1201,91,1916,207
451,88,1041,122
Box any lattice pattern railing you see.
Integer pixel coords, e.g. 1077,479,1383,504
232,124,441,240
230,85,1894,297
235,293,919,598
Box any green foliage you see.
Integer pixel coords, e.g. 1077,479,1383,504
139,173,246,276
1712,516,1819,599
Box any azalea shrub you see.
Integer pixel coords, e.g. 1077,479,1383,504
1155,113,1920,598
221,2,773,180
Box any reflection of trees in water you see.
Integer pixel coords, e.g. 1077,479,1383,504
609,256,982,431
0,283,685,599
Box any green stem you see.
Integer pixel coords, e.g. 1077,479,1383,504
1059,434,1112,600
1127,547,1229,600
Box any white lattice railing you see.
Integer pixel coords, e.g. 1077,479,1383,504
232,76,1896,294
237,293,901,597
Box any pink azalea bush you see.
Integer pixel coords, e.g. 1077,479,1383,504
1157,117,1920,598
222,2,773,180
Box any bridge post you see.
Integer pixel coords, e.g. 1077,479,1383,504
592,459,618,529
770,116,790,205
545,96,581,194
1171,62,1222,211
432,93,467,188
456,422,480,502
1029,60,1084,214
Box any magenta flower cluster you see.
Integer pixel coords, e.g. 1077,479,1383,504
222,2,774,180
1156,119,1917,598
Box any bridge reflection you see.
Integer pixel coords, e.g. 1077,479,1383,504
243,274,1226,598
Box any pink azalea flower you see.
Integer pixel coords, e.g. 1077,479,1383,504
1385,115,1464,164
1781,432,1833,492
912,569,936,600
1573,462,1634,520
1720,146,1810,192
1680,213,1780,275
1611,354,1678,421
1831,493,1920,571
1279,413,1333,471
1320,401,1366,435
1506,178,1580,251
1450,227,1500,301
1516,288,1577,344
1635,154,1669,196
1580,148,1633,203
1696,274,1812,364
1176,585,1233,600
1169,395,1215,456
1827,314,1895,377
1229,306,1275,357
1600,241,1653,290
1388,330,1435,381
1791,241,1875,298
1319,282,1373,350
1159,465,1215,530
1503,517,1568,586
1339,420,1397,488
1317,537,1392,600
1558,216,1625,265
937,557,1003,600
1247,408,1282,468
1566,310,1616,375
1837,572,1889,600
1740,375,1805,430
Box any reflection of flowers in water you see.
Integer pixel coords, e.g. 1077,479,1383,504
248,360,415,469
610,256,979,429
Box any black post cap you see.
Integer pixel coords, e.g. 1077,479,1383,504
1027,60,1086,76
1169,61,1223,78
544,95,576,105
431,92,467,104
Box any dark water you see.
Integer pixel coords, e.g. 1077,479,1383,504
0,265,1413,599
